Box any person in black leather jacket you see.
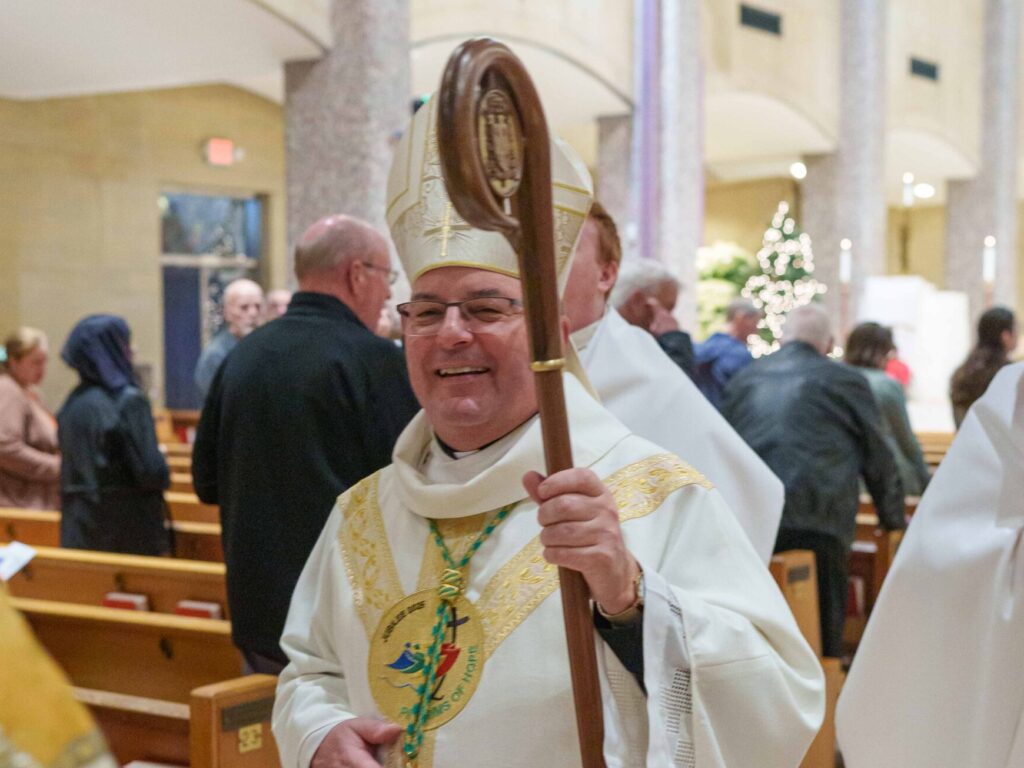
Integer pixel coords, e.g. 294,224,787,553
722,303,905,657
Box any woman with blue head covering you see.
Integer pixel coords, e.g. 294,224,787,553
57,315,170,554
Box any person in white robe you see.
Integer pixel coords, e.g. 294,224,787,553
562,203,785,563
836,362,1024,767
272,96,823,768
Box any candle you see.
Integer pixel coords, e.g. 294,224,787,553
902,172,915,207
839,238,852,284
982,235,997,284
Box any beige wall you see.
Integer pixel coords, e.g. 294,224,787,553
0,85,287,409
884,204,1024,313
887,0,982,169
884,205,946,286
705,177,800,253
705,0,840,146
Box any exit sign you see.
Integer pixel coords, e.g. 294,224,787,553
204,137,236,166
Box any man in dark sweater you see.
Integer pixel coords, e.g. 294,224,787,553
193,214,420,673
722,303,905,657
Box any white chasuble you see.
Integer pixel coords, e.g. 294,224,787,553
837,363,1024,768
574,310,784,563
273,375,823,768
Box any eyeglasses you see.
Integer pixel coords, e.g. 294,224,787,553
396,297,524,336
361,262,399,285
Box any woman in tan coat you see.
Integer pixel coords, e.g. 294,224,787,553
0,327,60,509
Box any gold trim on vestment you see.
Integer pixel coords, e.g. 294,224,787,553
339,454,710,644
336,453,711,765
337,473,404,639
476,453,711,656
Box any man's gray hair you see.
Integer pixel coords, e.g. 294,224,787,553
726,298,761,321
294,215,383,280
609,259,680,310
782,303,832,353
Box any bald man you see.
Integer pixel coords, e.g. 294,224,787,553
264,289,293,322
722,303,905,657
193,214,420,672
194,278,264,400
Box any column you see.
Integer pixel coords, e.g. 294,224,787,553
284,0,410,277
633,0,704,330
945,0,1020,320
596,113,634,250
801,0,887,330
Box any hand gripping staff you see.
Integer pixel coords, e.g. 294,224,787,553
436,37,607,768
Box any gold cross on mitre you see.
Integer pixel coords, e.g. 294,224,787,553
423,202,473,260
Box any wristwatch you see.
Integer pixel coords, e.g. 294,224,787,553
596,565,645,625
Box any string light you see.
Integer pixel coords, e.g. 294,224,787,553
741,201,827,356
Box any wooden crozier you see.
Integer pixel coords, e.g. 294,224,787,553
436,37,607,768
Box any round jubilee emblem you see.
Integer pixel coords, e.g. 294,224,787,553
368,590,485,730
476,89,523,199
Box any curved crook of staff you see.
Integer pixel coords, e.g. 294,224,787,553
436,37,607,768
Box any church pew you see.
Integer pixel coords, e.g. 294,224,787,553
191,674,280,768
165,442,194,458
154,409,179,445
769,552,843,768
916,430,953,469
1,507,61,545
5,545,227,617
12,597,241,702
171,472,196,494
800,658,844,768
75,675,279,768
845,513,905,648
76,686,191,765
166,491,219,524
770,549,822,656
1,508,224,563
168,455,193,472
174,520,225,562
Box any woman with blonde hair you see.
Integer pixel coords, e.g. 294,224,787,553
0,327,60,509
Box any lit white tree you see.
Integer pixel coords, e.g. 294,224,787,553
741,202,827,355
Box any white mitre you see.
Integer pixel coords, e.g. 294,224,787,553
386,95,593,291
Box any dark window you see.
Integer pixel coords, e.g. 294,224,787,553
910,58,940,81
740,4,782,36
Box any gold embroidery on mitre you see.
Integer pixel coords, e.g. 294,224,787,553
476,453,711,658
337,473,404,639
385,95,594,289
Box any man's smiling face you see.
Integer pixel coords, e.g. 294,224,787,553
404,266,537,451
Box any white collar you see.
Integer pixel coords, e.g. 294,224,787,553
391,374,631,519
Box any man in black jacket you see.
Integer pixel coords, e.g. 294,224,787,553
722,303,905,657
193,214,420,673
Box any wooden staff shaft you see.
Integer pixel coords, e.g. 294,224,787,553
437,37,607,768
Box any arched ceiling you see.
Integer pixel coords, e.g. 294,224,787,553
705,90,834,182
410,35,631,164
0,0,1009,202
0,0,323,103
